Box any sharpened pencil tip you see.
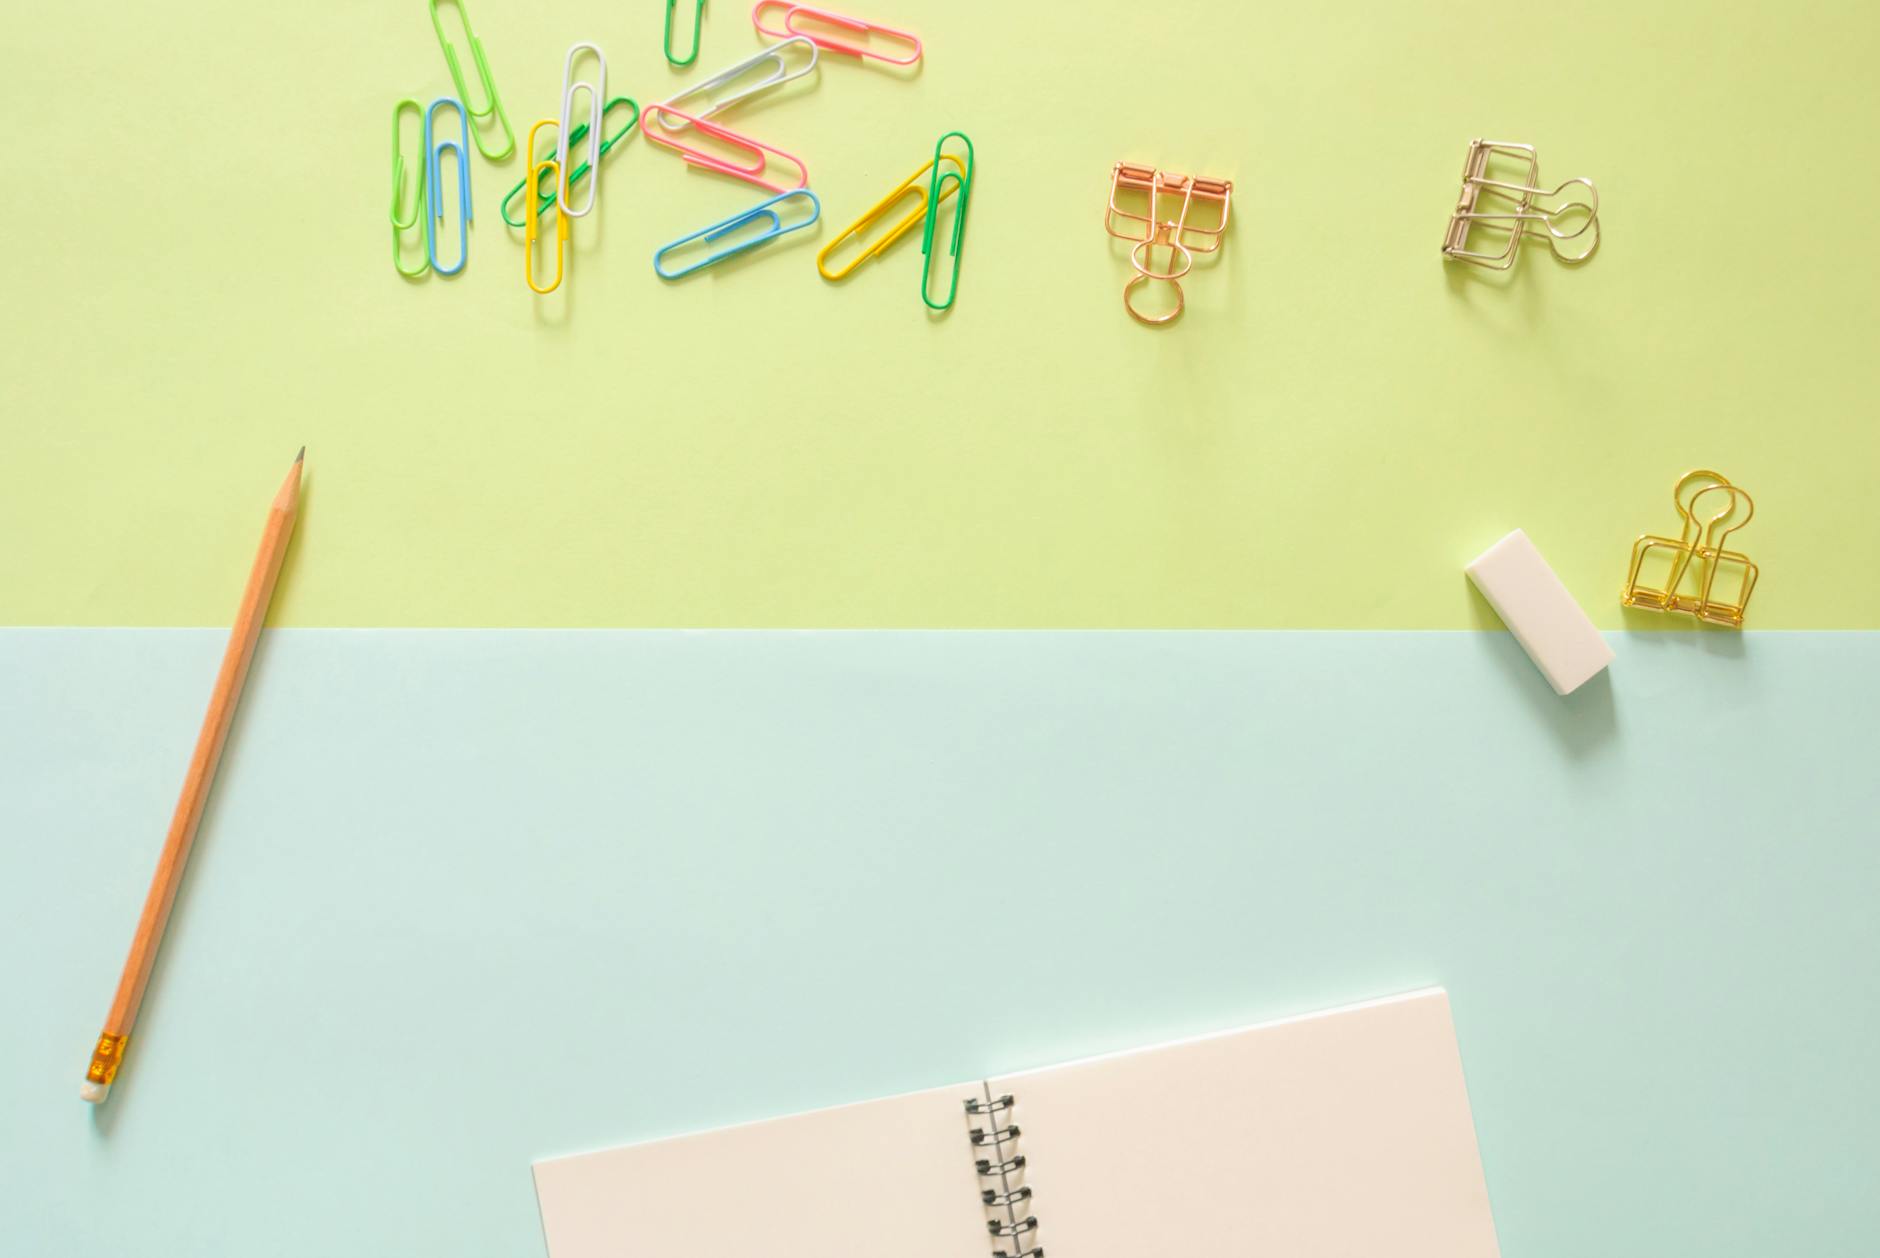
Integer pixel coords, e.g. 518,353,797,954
295,446,305,464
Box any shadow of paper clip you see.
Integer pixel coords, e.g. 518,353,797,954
1103,163,1232,327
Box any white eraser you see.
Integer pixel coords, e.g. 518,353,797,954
1466,529,1614,695
79,1080,109,1104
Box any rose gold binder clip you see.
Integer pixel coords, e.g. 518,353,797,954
1621,470,1758,627
1442,140,1599,270
1103,163,1232,326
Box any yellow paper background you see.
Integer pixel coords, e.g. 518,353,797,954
1,0,1874,627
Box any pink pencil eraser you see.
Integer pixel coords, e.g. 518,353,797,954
1465,529,1614,695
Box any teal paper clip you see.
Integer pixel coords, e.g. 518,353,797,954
428,0,515,161
424,98,472,277
391,98,429,278
500,97,641,230
653,189,821,280
920,131,974,311
665,0,705,67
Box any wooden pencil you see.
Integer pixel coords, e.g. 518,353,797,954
81,449,305,1104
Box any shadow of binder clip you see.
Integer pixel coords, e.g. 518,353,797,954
1443,140,1598,271
391,99,429,279
428,0,514,161
641,104,809,192
524,119,568,295
654,188,821,279
1103,163,1232,326
501,98,640,231
424,98,472,277
750,2,921,67
1622,470,1758,627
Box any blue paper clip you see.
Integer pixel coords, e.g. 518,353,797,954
424,98,473,277
653,189,821,280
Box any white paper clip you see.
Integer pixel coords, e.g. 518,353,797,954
653,36,819,129
556,42,606,218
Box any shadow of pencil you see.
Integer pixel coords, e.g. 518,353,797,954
88,669,256,1138
1464,576,1620,758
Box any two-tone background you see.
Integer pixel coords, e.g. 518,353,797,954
3,2,1875,1255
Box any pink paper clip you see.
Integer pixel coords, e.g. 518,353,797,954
640,104,811,193
749,2,922,67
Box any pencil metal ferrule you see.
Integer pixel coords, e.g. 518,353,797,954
87,1032,129,1087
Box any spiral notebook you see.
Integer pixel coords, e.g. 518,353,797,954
532,989,1501,1257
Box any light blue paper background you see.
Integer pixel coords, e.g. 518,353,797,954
2,630,1875,1256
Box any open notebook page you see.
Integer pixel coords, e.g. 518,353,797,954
532,1080,986,1258
533,990,1498,1258
994,988,1501,1257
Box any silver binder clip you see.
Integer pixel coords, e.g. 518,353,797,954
1443,140,1598,270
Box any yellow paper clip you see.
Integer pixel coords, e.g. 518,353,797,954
525,119,569,295
1443,140,1598,271
1621,470,1758,627
817,153,965,281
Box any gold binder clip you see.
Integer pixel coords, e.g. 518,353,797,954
1621,470,1758,627
1103,162,1231,326
1443,140,1598,270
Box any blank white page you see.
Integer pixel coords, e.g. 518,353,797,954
991,989,1501,1258
532,1080,988,1258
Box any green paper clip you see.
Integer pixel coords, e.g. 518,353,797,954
920,131,975,312
500,97,641,230
391,98,430,278
665,0,705,67
428,0,515,161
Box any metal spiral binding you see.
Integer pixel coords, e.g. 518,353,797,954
965,1090,1042,1258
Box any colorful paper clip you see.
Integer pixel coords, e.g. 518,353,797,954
391,99,430,278
750,2,921,66
424,98,472,277
919,132,973,311
556,43,607,218
653,36,818,126
1443,140,1598,270
525,119,568,295
1621,471,1758,627
1104,163,1232,326
666,0,706,67
641,104,809,192
501,98,640,230
653,189,821,279
427,0,515,161
817,152,964,281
